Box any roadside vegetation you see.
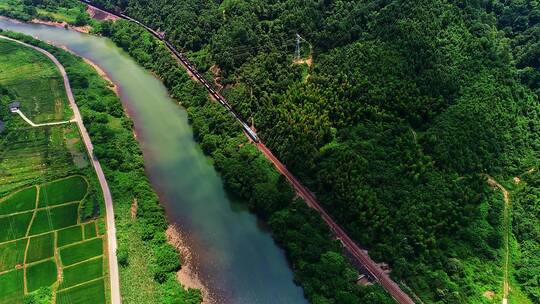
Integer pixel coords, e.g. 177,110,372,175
0,0,90,26
90,0,540,303
0,30,202,304
0,37,108,303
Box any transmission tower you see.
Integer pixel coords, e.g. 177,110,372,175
295,33,301,59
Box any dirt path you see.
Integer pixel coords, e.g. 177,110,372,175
13,109,74,127
0,35,122,304
486,176,510,304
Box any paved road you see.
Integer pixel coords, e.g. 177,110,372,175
257,143,415,304
13,109,74,127
0,35,122,304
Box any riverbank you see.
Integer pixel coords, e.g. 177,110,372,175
0,25,203,304
166,225,213,304
31,18,91,33
82,57,118,94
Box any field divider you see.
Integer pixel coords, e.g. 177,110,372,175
57,236,103,250
56,276,104,292
61,254,103,269
0,34,120,304
0,201,79,219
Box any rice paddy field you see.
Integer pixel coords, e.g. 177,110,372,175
0,179,108,304
0,38,86,196
0,38,109,303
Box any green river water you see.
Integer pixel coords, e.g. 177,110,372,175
0,17,307,304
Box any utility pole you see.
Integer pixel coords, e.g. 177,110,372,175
295,33,301,60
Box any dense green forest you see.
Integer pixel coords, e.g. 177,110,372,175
87,0,540,303
487,0,540,96
512,171,540,303
97,20,394,304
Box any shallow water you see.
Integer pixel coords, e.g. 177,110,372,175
0,18,307,304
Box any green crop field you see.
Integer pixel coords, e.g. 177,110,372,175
0,186,36,215
57,279,106,304
60,257,103,289
0,39,108,303
0,178,108,303
27,209,53,236
0,179,107,303
60,237,103,266
25,259,57,292
0,269,24,304
57,225,82,247
0,238,26,272
83,222,97,239
0,39,85,196
38,176,88,207
0,212,33,242
49,203,79,229
0,39,70,123
25,232,55,263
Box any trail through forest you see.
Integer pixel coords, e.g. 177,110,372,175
486,176,510,304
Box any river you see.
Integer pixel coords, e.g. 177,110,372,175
0,18,307,304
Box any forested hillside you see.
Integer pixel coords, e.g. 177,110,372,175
90,0,540,303
487,0,540,96
483,1,540,302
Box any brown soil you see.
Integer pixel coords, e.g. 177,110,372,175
483,290,495,299
166,225,214,304
87,5,119,21
293,56,313,66
130,198,138,219
293,48,313,67
209,64,224,91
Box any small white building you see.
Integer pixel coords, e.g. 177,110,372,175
8,101,20,113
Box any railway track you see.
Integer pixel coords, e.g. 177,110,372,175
78,2,415,302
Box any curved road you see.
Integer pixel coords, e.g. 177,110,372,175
0,35,122,304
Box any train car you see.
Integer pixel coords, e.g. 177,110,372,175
241,122,259,142
83,0,260,144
